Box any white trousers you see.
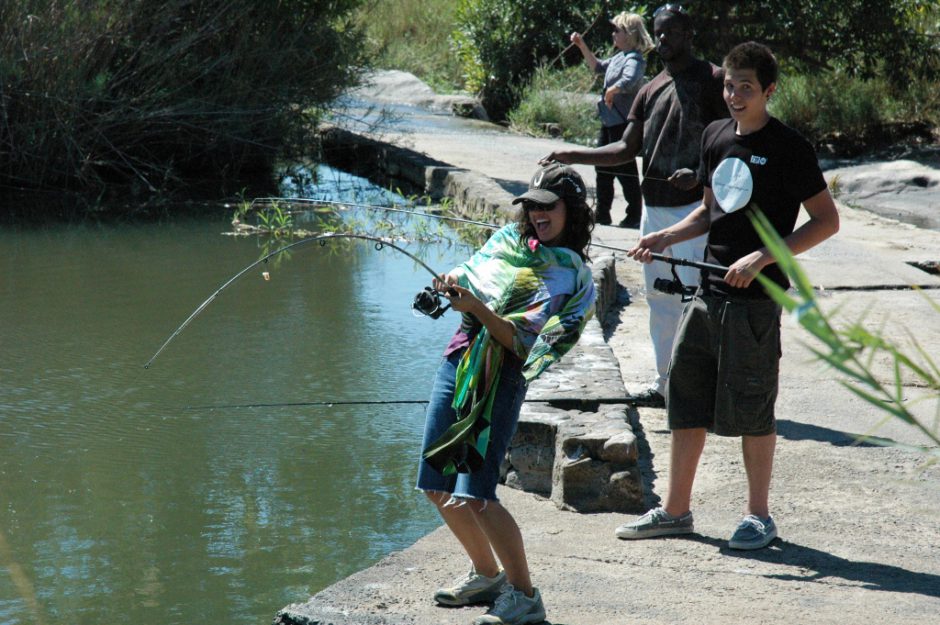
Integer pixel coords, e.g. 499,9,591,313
641,201,708,395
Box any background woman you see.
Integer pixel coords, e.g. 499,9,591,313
571,11,654,228
416,163,596,625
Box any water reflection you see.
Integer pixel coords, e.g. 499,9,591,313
0,173,471,624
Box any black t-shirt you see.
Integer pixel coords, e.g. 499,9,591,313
699,117,828,298
629,58,727,207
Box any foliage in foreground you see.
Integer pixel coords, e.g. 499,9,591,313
0,0,365,207
751,211,940,459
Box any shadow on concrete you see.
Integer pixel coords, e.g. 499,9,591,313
600,283,632,342
679,533,940,599
625,406,663,512
722,538,940,599
776,419,885,447
492,176,529,197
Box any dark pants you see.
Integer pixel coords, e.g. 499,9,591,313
595,123,642,225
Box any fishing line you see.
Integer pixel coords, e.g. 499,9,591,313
593,167,672,182
251,196,501,230
249,196,730,273
143,232,449,369
186,397,639,410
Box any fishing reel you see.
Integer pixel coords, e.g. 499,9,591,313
653,264,697,302
412,287,451,319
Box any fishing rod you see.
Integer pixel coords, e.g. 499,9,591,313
649,252,728,275
143,232,452,369
250,197,730,274
186,397,642,410
545,0,620,69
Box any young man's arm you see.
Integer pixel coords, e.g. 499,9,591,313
724,188,840,289
627,189,713,263
541,120,643,167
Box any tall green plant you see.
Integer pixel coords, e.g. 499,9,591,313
689,1,940,83
750,210,939,459
0,0,365,208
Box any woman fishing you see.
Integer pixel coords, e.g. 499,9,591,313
416,162,597,625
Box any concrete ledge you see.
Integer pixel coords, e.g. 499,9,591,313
320,126,514,220
319,125,640,513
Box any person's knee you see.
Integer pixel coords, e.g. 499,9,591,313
447,496,493,516
424,489,450,508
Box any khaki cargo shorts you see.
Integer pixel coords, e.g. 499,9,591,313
667,294,782,437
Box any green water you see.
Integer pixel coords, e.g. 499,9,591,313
0,211,466,624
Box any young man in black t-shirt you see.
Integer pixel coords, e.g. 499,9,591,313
619,42,840,549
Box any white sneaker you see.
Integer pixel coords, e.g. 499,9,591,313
473,585,546,625
433,567,506,606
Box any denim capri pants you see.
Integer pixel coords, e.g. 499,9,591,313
416,347,528,502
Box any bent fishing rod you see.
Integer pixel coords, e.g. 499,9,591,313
251,197,730,274
143,232,452,369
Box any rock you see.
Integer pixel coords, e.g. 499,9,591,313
349,70,489,120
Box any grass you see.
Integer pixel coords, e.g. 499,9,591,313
508,64,601,146
0,0,364,209
770,68,940,154
506,63,940,155
356,0,465,93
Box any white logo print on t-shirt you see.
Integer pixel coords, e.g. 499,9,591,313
712,157,753,213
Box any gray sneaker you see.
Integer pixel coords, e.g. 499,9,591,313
615,507,694,539
729,514,777,550
434,567,506,606
473,585,546,625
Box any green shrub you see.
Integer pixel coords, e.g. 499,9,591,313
454,0,610,121
771,69,940,151
771,72,882,140
508,65,600,146
0,0,365,207
692,2,940,85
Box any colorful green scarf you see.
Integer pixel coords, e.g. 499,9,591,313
422,225,596,474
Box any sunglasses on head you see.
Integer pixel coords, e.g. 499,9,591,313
653,3,687,18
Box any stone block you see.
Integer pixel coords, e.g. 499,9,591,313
551,454,644,514
504,420,556,495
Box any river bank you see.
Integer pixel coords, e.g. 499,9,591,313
278,72,940,625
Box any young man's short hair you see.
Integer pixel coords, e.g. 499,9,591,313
723,41,778,90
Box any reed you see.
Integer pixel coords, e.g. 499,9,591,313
0,0,364,209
